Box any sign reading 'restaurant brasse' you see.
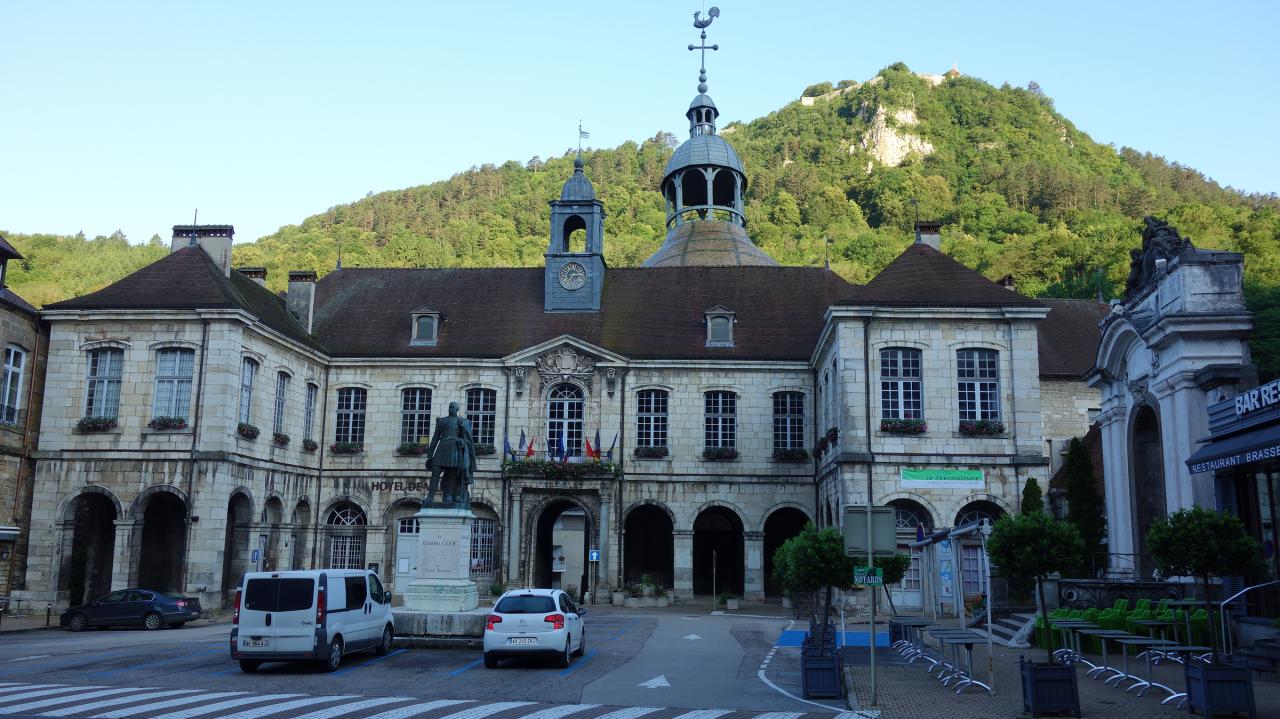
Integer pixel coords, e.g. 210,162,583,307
900,468,984,489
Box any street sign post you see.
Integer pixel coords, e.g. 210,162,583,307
588,549,600,562
854,566,883,586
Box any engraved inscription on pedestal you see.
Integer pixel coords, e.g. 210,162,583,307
403,506,479,613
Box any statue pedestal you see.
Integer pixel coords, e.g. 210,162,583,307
402,505,479,613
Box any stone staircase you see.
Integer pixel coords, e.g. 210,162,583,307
965,611,1034,648
1234,633,1280,680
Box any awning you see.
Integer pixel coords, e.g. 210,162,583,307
1186,425,1280,474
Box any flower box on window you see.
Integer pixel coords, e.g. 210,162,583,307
815,436,829,456
397,442,429,456
272,432,290,446
824,427,840,444
959,419,1006,436
236,423,260,440
633,446,669,459
302,439,319,452
77,416,117,433
147,416,188,431
703,447,739,461
503,459,621,480
474,443,496,456
772,447,810,462
880,418,927,434
330,442,363,455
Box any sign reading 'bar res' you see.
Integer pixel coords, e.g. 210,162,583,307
900,468,985,489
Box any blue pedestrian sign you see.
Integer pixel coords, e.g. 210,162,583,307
251,549,260,562
588,549,600,562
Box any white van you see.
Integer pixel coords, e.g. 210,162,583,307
230,569,394,673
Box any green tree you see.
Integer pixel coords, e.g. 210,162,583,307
773,524,854,651
1063,438,1106,573
987,513,1083,662
1145,508,1265,658
1021,477,1045,515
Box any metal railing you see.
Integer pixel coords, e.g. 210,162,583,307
1220,579,1280,657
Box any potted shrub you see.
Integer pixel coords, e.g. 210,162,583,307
611,588,627,606
987,512,1084,717
654,585,669,608
302,439,319,452
724,594,740,610
329,441,362,454
702,447,739,461
272,432,289,446
147,416,187,431
397,442,429,456
773,523,853,698
879,418,926,434
625,582,643,608
488,581,505,598
772,447,810,462
236,422,260,440
1146,508,1264,718
77,416,117,433
959,419,1005,436
634,446,669,459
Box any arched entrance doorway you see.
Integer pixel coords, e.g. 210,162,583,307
326,501,368,569
693,506,743,596
1131,405,1166,578
532,498,591,596
763,507,808,596
623,504,674,588
889,499,933,610
137,491,187,591
221,492,253,606
60,492,117,606
954,501,1004,599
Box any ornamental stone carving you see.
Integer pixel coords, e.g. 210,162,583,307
1124,216,1194,300
535,347,596,393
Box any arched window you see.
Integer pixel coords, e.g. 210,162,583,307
636,389,669,448
547,384,584,458
326,501,367,570
955,502,1004,596
152,348,194,421
881,348,922,420
327,502,367,526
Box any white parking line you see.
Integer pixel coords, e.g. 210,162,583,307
518,705,599,719
358,699,472,719
751,713,804,719
0,687,104,705
0,687,161,714
0,685,63,697
669,711,731,719
586,708,662,719
81,691,244,719
201,696,361,719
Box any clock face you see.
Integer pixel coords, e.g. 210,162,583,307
559,261,587,290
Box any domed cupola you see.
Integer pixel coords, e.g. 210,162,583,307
644,8,776,268
560,156,596,201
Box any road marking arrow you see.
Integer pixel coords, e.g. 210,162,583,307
682,634,702,640
638,675,670,688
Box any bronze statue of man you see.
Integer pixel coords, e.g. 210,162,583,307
423,401,475,507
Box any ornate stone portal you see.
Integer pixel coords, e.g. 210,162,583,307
403,505,479,613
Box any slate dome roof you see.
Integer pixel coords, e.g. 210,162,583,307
642,221,777,268
663,134,745,181
560,157,596,201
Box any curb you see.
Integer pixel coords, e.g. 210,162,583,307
391,635,482,650
0,623,59,635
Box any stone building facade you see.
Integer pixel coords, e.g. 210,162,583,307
16,62,1107,613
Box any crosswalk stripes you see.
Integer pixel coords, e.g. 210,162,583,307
0,683,856,719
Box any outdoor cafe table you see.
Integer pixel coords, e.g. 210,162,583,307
1166,598,1212,653
1152,646,1213,707
893,617,936,663
1113,636,1179,696
1131,618,1180,645
1048,620,1097,664
925,628,987,692
1077,629,1136,681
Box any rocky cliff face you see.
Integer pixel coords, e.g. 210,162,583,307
858,106,934,168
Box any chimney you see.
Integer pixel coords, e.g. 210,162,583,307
997,275,1017,292
914,221,942,250
172,224,234,276
237,267,267,287
287,270,317,333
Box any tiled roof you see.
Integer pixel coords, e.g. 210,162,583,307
642,221,779,268
0,236,23,261
312,265,855,360
1038,299,1108,378
846,243,1043,308
45,248,323,351
0,288,37,317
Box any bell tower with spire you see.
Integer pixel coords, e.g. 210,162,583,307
544,154,606,312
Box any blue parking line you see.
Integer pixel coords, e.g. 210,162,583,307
448,658,482,676
87,647,223,677
558,649,597,676
333,648,406,675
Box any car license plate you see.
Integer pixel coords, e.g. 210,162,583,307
242,639,269,648
508,637,537,646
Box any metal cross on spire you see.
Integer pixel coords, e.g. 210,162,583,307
688,6,720,94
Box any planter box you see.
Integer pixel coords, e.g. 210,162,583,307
1185,661,1255,719
611,591,626,606
782,596,793,609
624,597,641,608
1020,658,1080,718
800,650,844,698
655,597,669,608
641,597,657,607
725,598,739,610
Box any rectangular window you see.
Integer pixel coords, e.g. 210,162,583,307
303,383,318,441
335,387,367,446
1,346,26,425
470,517,496,574
636,389,669,448
152,348,194,420
880,348,923,420
961,545,984,595
272,372,290,435
466,387,496,446
772,391,805,450
401,388,432,445
85,348,124,418
704,391,737,449
957,349,1000,422
238,358,258,425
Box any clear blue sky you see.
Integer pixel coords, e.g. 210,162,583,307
2,1,1276,245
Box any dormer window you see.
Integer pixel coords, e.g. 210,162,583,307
705,305,735,347
410,305,442,346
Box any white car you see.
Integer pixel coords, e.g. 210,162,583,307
483,588,586,668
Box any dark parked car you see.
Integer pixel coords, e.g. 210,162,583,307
61,588,203,631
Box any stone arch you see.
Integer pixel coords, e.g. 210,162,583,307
322,496,370,521
263,495,284,524
622,498,678,527
221,491,255,605
291,498,312,570
58,488,120,605
1096,321,1146,380
757,502,813,534
692,503,745,596
524,493,597,593
762,505,810,596
1129,402,1166,578
135,488,188,592
127,484,190,520
622,500,675,588
881,492,940,529
685,499,747,533
953,496,1011,526
59,485,124,523
324,499,369,570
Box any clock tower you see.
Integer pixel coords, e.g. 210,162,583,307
545,156,606,312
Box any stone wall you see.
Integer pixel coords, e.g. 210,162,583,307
0,299,44,597
1041,378,1101,475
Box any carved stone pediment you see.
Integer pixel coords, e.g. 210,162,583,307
536,347,596,392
